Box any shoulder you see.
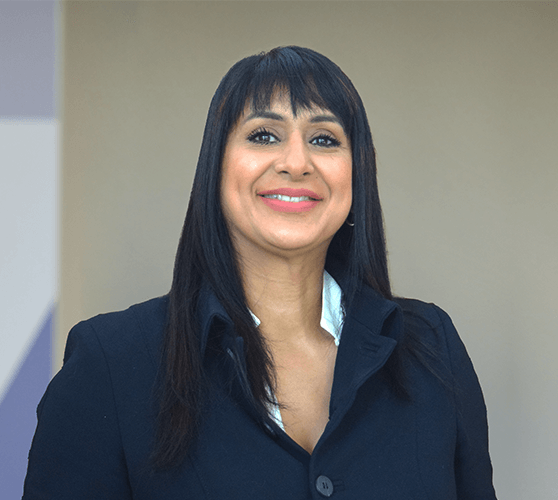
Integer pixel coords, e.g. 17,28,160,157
25,298,169,497
81,295,168,335
64,295,169,367
43,296,169,419
393,297,458,342
393,297,447,329
392,298,495,496
392,297,472,375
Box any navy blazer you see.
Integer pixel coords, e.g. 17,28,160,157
23,284,496,499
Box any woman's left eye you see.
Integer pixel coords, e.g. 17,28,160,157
311,135,341,148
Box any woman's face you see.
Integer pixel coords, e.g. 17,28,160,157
220,96,352,261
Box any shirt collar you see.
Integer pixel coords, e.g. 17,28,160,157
249,270,343,346
197,269,399,357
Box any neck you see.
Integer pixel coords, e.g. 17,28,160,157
238,249,327,346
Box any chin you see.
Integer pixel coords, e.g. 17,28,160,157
266,232,333,254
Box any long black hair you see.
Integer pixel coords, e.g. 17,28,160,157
153,46,393,469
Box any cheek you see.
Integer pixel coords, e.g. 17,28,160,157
221,149,244,198
220,150,259,228
335,159,353,206
220,177,245,240
222,149,259,189
220,153,240,225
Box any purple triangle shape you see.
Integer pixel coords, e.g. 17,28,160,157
0,306,53,499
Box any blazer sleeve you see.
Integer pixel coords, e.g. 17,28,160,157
23,321,133,499
433,305,497,500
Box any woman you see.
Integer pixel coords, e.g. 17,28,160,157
24,46,496,499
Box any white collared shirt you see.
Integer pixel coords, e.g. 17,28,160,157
250,270,344,430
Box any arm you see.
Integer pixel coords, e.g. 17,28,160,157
434,306,497,500
23,321,133,499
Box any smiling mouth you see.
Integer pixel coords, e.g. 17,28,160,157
260,194,318,202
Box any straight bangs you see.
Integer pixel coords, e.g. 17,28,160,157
214,47,361,139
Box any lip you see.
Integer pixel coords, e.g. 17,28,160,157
257,188,322,200
257,188,322,213
259,197,320,213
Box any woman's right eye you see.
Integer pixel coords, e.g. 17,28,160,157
247,128,279,145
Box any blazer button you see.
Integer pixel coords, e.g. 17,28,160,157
315,475,334,497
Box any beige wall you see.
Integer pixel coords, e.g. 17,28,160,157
59,2,558,498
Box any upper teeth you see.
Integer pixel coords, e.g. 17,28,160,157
262,194,314,202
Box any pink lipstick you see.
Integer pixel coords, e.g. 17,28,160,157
257,188,322,213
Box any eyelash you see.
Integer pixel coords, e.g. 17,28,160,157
246,128,341,148
247,127,277,145
311,134,341,148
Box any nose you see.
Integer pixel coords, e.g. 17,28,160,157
275,132,314,178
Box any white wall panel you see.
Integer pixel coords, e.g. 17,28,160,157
0,120,57,403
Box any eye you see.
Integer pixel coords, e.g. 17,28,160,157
310,134,341,148
247,128,279,145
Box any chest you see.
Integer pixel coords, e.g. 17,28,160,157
272,340,337,454
127,371,458,500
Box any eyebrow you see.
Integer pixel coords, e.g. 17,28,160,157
309,115,341,125
242,111,341,126
243,111,284,123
